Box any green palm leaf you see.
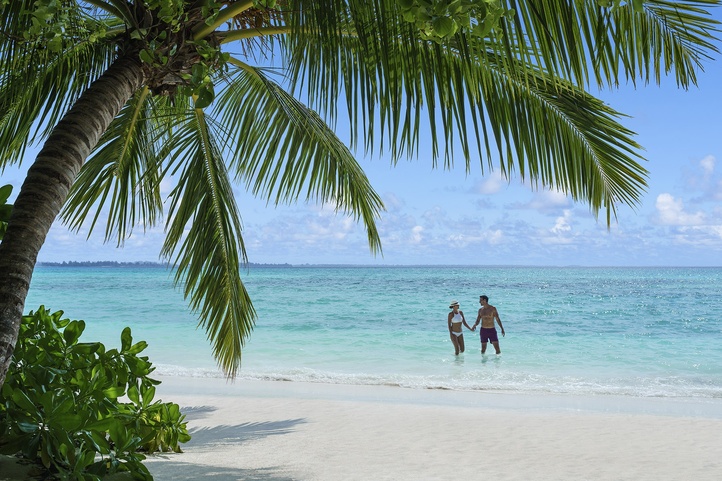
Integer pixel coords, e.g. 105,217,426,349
61,87,164,245
231,0,691,224
482,63,648,221
214,62,384,253
160,109,252,378
0,10,119,166
504,0,721,88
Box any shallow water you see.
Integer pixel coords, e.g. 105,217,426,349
27,265,722,398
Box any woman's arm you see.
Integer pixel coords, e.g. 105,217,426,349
461,311,473,331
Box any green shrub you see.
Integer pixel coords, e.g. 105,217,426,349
0,306,191,480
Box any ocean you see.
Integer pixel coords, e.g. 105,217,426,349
25,265,722,400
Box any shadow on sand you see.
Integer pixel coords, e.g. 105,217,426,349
186,418,306,446
179,405,218,422
143,417,308,480
145,461,298,481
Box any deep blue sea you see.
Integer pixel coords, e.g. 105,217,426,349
26,266,722,399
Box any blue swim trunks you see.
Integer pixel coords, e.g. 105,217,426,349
480,327,499,343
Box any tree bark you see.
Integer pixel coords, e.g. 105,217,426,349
0,55,146,388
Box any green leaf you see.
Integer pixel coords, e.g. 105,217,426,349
85,418,116,432
11,389,38,414
103,386,126,399
126,340,148,355
0,184,11,203
108,423,128,448
178,431,192,444
194,87,214,109
52,413,83,431
73,342,101,355
432,16,454,37
191,63,207,84
50,395,75,416
63,319,85,345
89,430,112,453
139,49,154,64
0,205,12,218
141,385,156,407
121,327,132,352
127,384,140,405
17,422,39,433
125,355,152,376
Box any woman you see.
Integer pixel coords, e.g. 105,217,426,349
447,300,472,355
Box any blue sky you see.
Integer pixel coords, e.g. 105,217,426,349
4,17,722,266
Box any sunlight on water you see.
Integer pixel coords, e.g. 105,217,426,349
26,266,722,398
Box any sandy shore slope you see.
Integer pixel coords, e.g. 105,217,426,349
136,377,722,481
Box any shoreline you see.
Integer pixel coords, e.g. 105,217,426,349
3,377,721,480
155,375,722,419
142,376,722,480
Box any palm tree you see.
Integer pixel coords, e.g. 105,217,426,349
0,0,718,387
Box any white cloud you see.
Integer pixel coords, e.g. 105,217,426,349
410,225,423,244
421,206,446,227
304,211,354,241
38,219,165,263
700,155,715,175
664,226,722,248
655,193,706,226
446,228,504,248
711,225,722,239
550,210,573,234
447,233,470,248
509,188,570,213
474,173,506,195
531,189,570,210
486,229,504,245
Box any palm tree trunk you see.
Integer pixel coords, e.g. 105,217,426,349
0,55,146,388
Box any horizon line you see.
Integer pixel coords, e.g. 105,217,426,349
36,261,722,269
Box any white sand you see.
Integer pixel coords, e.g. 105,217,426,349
142,376,722,481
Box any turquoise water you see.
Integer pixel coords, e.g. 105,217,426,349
25,266,722,398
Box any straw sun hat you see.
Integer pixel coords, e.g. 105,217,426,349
449,300,459,308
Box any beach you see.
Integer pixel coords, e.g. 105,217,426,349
15,266,722,480
139,376,722,481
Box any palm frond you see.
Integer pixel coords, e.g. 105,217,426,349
279,0,679,221
214,61,384,253
0,0,39,68
282,0,718,143
61,87,164,245
0,15,119,167
481,58,648,219
84,0,134,24
504,0,721,89
160,109,252,378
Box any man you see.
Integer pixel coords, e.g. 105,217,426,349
472,295,505,355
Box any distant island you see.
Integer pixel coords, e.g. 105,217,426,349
38,261,293,268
